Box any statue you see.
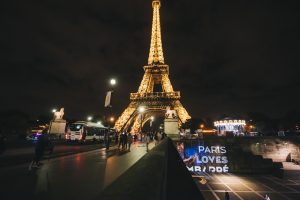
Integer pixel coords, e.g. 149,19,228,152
165,106,177,119
54,108,64,120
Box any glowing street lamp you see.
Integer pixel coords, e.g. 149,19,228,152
138,106,145,113
110,117,115,123
52,109,57,113
97,121,102,125
87,116,93,121
150,116,154,128
110,78,116,86
138,106,146,133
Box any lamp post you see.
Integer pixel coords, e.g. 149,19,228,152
104,78,117,150
87,116,93,121
49,108,57,134
138,106,145,134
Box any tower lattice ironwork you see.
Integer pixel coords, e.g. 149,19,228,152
114,0,191,133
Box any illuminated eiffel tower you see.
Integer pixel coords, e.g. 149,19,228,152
114,0,191,132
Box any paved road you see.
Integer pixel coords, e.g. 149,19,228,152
193,173,300,200
0,142,154,200
0,143,105,167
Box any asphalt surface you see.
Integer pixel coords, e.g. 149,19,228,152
0,142,154,200
2,141,300,200
0,143,105,167
193,173,300,200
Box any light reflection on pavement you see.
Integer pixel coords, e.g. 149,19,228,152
0,142,155,200
193,172,300,200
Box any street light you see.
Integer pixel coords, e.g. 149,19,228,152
87,116,93,121
138,106,145,113
97,121,102,125
150,116,154,131
52,109,57,113
138,106,145,134
110,78,116,86
110,117,115,122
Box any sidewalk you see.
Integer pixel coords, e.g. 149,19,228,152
103,141,155,189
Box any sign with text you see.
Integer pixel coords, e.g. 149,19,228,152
177,142,229,173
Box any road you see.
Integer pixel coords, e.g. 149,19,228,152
193,172,300,200
0,143,105,167
0,142,153,200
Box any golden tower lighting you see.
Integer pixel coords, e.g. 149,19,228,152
114,0,191,133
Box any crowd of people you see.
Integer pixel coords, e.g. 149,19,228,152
27,130,165,170
116,131,165,152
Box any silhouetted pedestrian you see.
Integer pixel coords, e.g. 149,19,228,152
29,134,46,170
225,191,230,200
123,132,128,149
127,133,133,151
145,133,151,152
104,132,110,150
118,132,124,149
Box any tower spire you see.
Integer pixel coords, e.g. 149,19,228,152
148,0,165,65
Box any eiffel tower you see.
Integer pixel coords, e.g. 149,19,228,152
114,0,191,133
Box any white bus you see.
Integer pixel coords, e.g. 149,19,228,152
65,121,110,142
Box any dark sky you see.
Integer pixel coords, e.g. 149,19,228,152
1,0,300,120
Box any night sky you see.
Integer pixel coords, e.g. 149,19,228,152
1,0,300,120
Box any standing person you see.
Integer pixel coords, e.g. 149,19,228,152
157,132,162,143
154,132,159,146
127,133,133,151
225,191,230,200
145,133,151,152
29,134,45,170
114,132,119,144
104,131,110,150
123,131,128,149
118,132,124,150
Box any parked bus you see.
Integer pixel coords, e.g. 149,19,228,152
65,121,111,142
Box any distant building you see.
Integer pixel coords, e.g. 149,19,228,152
214,118,246,136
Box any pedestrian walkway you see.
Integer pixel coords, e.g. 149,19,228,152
103,141,155,188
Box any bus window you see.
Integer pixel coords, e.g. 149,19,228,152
69,124,83,131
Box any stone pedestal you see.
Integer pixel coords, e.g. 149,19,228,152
49,119,66,138
164,118,179,140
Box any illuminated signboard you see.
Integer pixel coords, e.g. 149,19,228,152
177,142,229,173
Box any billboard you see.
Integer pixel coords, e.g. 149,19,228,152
177,141,229,173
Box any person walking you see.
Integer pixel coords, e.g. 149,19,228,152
127,133,133,151
118,132,124,150
29,134,46,170
104,132,110,150
145,133,151,152
225,191,230,200
123,132,128,149
157,132,162,143
154,132,159,146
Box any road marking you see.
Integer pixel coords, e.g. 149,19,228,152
227,173,265,199
213,174,244,200
288,179,298,184
198,190,300,193
193,175,221,200
263,176,299,192
206,183,221,200
256,178,292,200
